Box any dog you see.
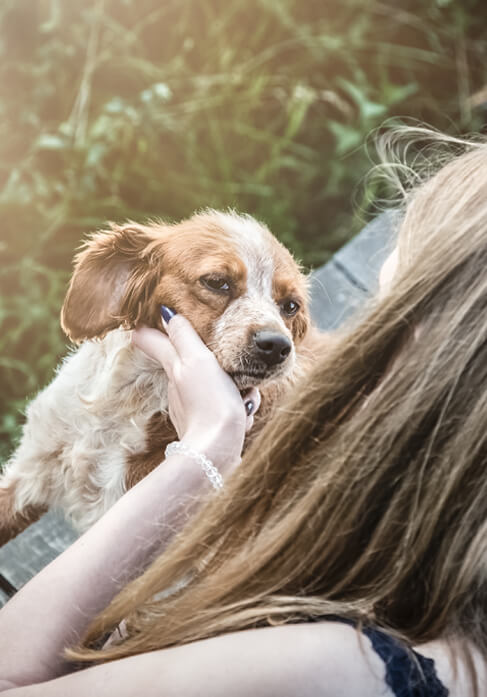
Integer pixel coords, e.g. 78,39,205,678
0,210,320,543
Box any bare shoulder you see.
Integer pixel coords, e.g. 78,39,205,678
6,622,391,697
415,638,487,697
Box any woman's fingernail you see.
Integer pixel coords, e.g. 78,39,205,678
245,400,254,416
160,306,177,324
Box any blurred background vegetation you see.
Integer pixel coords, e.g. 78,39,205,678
1,0,487,459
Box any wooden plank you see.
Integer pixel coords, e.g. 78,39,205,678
309,210,396,330
0,511,78,591
332,209,398,294
309,260,367,331
0,572,16,597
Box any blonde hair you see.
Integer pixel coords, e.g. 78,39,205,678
69,127,487,670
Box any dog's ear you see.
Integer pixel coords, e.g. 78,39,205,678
61,222,164,343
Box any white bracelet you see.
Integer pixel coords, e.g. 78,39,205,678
164,441,224,491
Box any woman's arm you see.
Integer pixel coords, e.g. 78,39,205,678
2,622,389,697
0,452,217,686
0,312,259,689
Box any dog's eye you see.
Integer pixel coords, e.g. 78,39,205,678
200,276,231,294
281,299,300,316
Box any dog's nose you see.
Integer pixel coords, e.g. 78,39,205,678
253,330,292,367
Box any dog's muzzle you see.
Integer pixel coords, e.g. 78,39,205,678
228,330,293,388
252,330,291,367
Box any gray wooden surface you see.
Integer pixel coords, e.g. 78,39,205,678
0,512,78,598
0,210,396,607
309,209,398,330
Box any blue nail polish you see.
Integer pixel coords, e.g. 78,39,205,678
160,305,177,324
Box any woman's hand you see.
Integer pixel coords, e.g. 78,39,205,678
133,307,260,473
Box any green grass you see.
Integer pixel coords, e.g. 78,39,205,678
1,0,487,459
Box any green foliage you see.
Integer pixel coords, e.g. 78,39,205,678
1,0,487,458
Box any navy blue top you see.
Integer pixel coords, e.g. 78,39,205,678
361,624,448,697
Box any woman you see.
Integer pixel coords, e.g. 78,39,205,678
1,129,487,696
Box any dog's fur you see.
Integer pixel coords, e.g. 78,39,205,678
0,210,321,543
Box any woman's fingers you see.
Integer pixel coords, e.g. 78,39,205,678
243,387,261,432
161,308,212,360
244,387,261,415
132,327,178,376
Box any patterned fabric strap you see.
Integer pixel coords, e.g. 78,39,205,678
361,626,449,697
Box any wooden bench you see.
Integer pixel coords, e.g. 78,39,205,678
0,210,397,607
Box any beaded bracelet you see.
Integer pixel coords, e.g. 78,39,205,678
164,441,224,491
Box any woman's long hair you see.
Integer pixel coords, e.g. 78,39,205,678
69,127,487,664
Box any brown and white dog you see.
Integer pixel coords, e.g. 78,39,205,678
0,210,320,544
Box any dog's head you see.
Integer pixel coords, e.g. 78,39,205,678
61,210,310,389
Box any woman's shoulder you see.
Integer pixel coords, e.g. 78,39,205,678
414,636,487,697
